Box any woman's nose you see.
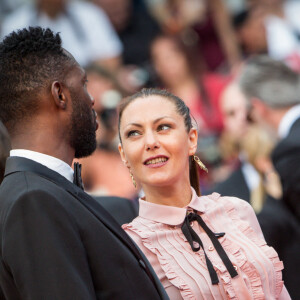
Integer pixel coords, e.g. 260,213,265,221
144,131,160,151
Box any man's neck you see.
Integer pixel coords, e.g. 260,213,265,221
10,149,74,182
11,139,74,167
268,107,290,132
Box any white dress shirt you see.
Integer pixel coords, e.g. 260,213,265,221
1,1,122,67
278,103,300,139
10,149,74,182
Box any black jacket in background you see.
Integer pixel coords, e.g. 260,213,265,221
272,117,300,223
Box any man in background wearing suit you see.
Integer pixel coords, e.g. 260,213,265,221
0,27,168,300
239,55,300,299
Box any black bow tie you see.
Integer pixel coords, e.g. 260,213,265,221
181,211,238,285
73,162,84,190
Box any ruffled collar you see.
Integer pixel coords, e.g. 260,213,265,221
138,188,210,226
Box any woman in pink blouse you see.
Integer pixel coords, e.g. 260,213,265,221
118,88,291,299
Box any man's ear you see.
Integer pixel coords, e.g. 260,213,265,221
51,81,67,109
188,127,198,156
118,143,129,168
251,97,267,121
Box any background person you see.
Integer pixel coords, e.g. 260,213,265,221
238,55,300,298
212,78,299,297
0,0,123,70
145,0,242,71
118,88,290,299
239,55,300,223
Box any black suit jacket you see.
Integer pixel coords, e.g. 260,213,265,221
272,117,300,222
208,165,250,202
93,196,137,226
0,157,169,300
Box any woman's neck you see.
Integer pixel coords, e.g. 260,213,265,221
142,181,192,208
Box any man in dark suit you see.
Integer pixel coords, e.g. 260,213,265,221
239,55,300,223
0,27,168,299
239,55,300,299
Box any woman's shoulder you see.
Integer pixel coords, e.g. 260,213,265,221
204,192,252,211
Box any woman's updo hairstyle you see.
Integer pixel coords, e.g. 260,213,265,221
118,88,201,196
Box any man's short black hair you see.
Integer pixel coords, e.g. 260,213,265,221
0,26,73,132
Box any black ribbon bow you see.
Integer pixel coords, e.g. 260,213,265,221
73,162,84,190
181,211,238,284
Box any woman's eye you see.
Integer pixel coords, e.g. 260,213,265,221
158,124,171,131
127,130,140,137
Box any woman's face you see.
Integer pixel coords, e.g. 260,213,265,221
221,84,249,140
119,96,197,189
151,38,190,86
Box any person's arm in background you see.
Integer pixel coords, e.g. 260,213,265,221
209,0,242,70
83,2,123,72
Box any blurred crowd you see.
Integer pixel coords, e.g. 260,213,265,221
0,0,300,298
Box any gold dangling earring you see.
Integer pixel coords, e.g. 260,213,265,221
193,155,208,173
129,170,137,188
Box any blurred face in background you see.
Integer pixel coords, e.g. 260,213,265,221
221,83,250,141
151,37,191,87
36,0,66,17
87,71,116,113
237,9,267,55
86,70,122,146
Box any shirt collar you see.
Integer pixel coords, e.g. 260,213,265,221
10,149,74,182
138,188,207,226
278,104,300,139
241,161,260,191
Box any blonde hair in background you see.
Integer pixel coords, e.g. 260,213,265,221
240,125,282,213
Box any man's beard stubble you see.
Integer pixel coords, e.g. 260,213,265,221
69,91,97,159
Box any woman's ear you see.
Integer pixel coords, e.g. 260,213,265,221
118,143,129,168
188,128,198,156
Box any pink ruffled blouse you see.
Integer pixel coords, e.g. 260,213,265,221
123,189,291,299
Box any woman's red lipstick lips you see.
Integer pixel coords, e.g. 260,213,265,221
143,155,169,168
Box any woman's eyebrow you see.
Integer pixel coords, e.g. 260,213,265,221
124,116,175,129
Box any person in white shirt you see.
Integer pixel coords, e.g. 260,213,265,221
1,0,123,69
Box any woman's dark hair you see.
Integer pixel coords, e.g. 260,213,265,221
118,88,201,196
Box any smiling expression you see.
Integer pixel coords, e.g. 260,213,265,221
118,95,197,189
